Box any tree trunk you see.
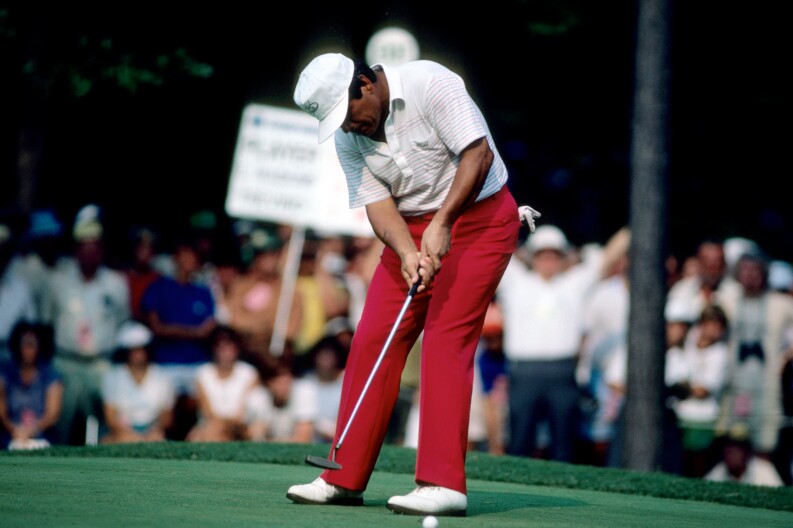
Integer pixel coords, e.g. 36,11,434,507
623,0,671,471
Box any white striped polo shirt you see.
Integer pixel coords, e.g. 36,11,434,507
334,60,508,215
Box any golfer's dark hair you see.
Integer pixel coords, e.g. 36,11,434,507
348,60,377,100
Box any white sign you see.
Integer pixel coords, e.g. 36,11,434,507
225,104,372,236
366,27,420,66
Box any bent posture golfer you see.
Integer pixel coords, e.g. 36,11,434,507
288,53,523,517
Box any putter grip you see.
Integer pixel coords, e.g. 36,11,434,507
408,278,422,297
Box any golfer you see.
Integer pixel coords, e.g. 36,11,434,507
287,52,528,517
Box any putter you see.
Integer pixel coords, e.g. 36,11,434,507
306,278,422,471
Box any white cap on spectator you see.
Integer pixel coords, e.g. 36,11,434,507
665,298,697,324
526,225,570,255
73,203,103,242
115,320,153,349
724,236,760,271
769,260,793,292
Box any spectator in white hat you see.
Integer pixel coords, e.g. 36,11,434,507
101,320,174,444
41,204,130,445
9,208,69,318
496,224,629,463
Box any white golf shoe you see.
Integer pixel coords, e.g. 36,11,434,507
387,485,467,516
286,477,363,506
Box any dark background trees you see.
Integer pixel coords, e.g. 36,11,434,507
1,1,789,260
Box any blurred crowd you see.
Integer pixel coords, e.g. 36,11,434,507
1,204,791,488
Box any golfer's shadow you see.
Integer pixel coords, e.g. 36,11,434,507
468,491,587,515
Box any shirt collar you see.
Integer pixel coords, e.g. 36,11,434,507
373,63,404,111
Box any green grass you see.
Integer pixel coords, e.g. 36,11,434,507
2,441,791,514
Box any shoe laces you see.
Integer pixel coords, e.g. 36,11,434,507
413,485,442,496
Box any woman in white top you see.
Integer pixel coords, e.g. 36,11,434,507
187,325,268,442
101,320,174,444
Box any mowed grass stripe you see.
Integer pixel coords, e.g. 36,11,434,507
2,442,792,513
2,457,792,528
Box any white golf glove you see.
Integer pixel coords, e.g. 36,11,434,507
518,205,541,233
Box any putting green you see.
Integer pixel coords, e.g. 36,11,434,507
1,457,791,527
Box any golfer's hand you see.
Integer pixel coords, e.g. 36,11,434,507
400,250,426,292
419,220,451,289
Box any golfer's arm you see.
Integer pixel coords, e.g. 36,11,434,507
432,137,493,228
365,197,416,259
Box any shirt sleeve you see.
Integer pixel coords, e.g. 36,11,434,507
335,133,392,209
424,73,488,156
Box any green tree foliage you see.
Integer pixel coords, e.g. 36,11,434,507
2,7,213,99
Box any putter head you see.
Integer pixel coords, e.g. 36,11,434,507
305,455,343,470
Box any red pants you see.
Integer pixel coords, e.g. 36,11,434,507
322,186,519,494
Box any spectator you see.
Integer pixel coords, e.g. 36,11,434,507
575,248,630,466
41,205,130,444
141,232,216,440
226,226,300,375
666,304,730,478
0,221,37,369
475,300,508,455
705,424,784,487
299,335,347,443
717,253,793,468
187,325,268,442
768,260,793,297
292,234,350,362
207,231,243,326
723,237,761,278
657,298,698,473
123,227,162,321
496,225,630,462
323,316,355,359
599,339,630,468
768,258,793,484
9,208,68,318
342,236,384,331
0,321,62,450
101,320,174,444
262,359,316,443
187,209,221,290
665,239,741,327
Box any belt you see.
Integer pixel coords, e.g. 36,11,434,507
402,186,508,223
